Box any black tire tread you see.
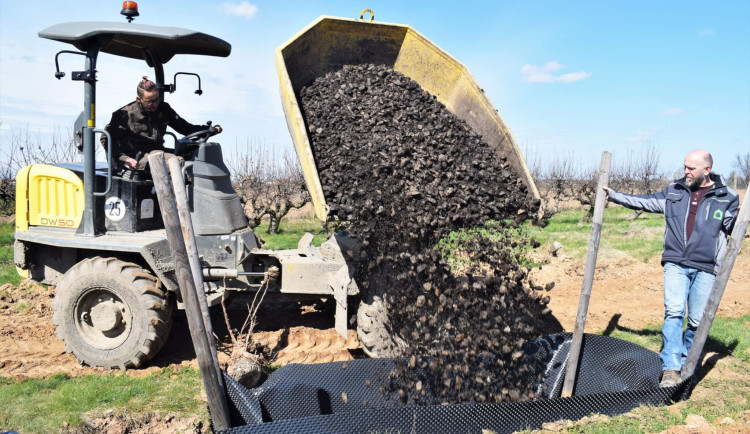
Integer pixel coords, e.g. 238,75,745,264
52,256,173,369
356,292,406,358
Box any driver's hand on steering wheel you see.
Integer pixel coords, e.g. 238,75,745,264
123,157,138,170
213,125,223,135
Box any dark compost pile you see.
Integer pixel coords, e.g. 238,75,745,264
299,64,555,405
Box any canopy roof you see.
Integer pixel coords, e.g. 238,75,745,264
39,21,231,63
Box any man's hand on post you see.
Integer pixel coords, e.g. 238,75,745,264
603,186,611,198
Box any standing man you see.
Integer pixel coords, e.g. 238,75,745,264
604,149,739,387
102,77,222,171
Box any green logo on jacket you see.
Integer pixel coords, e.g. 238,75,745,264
713,209,723,220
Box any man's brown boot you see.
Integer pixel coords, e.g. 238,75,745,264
659,370,681,387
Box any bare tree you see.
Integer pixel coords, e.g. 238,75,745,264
634,141,664,193
264,153,310,234
520,140,544,181
229,143,272,228
576,166,600,223
0,126,80,215
631,142,667,219
610,150,638,194
734,152,750,189
539,150,578,218
610,143,666,221
229,142,311,234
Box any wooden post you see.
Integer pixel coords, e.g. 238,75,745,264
561,151,611,398
167,157,224,384
149,152,231,430
681,190,750,380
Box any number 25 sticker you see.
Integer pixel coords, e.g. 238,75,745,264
105,196,127,222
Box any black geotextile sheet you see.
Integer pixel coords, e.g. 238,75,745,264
218,333,694,433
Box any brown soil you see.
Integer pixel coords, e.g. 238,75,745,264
0,286,360,379
1,250,748,431
64,408,210,434
530,247,750,334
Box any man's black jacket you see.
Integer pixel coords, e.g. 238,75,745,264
101,100,206,163
608,174,739,274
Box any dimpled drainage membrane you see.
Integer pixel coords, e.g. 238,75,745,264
219,333,693,433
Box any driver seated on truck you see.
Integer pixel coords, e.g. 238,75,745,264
101,77,222,171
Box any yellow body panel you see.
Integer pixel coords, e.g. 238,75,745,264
21,164,84,229
15,165,31,232
16,267,29,279
276,16,540,222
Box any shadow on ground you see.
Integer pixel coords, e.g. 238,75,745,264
600,312,737,382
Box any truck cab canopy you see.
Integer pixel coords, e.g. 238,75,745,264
38,21,231,63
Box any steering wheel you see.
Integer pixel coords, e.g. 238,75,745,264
181,128,214,143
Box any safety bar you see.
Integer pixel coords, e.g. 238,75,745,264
93,128,112,197
163,131,179,154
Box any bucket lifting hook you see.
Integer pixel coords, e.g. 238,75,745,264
359,9,375,22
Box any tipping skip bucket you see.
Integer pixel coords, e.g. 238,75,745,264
275,14,540,222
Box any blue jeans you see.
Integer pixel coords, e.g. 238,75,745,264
661,262,715,371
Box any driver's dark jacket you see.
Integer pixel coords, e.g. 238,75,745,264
101,100,206,164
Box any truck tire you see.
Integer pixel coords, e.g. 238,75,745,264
52,257,174,369
356,290,406,358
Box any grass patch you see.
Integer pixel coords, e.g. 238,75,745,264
547,315,750,433
254,218,328,250
0,222,20,286
703,314,750,362
0,367,207,433
13,300,30,312
607,323,663,352
680,356,750,419
539,405,685,433
526,207,664,262
604,314,750,360
551,353,750,433
435,206,665,270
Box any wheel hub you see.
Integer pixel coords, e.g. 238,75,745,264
75,289,131,350
89,299,122,332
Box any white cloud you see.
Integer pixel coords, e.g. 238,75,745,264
519,61,564,75
217,1,259,19
520,61,591,83
628,127,661,143
525,73,556,83
659,107,684,115
697,29,715,37
557,71,593,82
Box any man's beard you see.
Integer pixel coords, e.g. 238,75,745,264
688,173,705,189
139,102,158,113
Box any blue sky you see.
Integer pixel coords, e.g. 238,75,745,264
1,1,748,177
